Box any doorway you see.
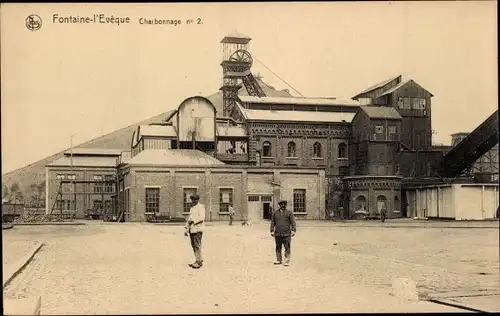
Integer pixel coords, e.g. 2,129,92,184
261,195,273,220
263,203,272,220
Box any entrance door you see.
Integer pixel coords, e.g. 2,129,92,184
247,195,261,223
261,195,273,220
263,203,272,220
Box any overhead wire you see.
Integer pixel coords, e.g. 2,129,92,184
252,55,306,98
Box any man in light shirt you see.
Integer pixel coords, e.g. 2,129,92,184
184,194,205,269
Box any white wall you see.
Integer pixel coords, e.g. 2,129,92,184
455,184,499,220
406,184,499,220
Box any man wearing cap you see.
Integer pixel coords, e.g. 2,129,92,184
270,199,296,266
184,194,205,269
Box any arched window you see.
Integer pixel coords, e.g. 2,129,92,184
313,142,322,158
287,141,297,157
355,195,367,212
262,141,271,157
338,143,347,158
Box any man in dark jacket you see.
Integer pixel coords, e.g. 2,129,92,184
270,200,296,266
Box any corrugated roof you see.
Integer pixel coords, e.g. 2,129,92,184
216,124,247,137
359,106,402,119
239,95,360,107
125,149,225,166
63,148,123,156
237,103,355,123
47,156,118,168
353,75,401,98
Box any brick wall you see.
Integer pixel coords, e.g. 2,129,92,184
122,166,324,222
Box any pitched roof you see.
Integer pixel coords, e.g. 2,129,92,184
352,75,402,99
63,148,123,156
238,95,360,107
379,79,434,97
359,106,402,120
124,149,225,167
237,103,355,123
47,156,118,168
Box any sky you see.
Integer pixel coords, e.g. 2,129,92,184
1,1,497,174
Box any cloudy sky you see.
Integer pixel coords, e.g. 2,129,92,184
1,1,497,173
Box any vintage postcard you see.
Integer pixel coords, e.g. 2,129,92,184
1,1,498,314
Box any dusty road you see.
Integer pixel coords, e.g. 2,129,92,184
3,221,498,314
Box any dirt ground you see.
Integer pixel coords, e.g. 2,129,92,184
2,221,499,314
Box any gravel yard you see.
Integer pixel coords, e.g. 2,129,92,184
2,221,498,314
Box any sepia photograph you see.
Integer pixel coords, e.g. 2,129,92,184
1,1,498,314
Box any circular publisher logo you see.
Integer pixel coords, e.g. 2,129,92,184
26,14,42,31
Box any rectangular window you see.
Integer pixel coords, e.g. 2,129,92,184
219,188,233,213
62,183,72,193
145,187,160,213
93,200,102,210
492,174,499,182
56,174,65,180
183,187,198,213
66,174,76,180
420,98,426,109
293,189,306,213
397,97,404,109
375,126,384,134
403,97,411,109
104,175,114,193
93,175,103,193
247,195,260,202
389,126,396,134
261,195,272,202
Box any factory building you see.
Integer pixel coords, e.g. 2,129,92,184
44,33,499,222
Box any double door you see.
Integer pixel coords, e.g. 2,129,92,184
247,194,273,222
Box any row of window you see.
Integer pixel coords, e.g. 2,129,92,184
397,97,426,110
261,141,348,159
374,125,397,134
55,174,115,193
144,187,309,214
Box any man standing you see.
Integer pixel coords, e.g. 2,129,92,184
184,194,205,269
270,200,296,266
228,203,235,226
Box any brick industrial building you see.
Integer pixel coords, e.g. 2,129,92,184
45,34,499,222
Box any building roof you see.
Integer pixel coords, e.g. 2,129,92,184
63,148,123,156
352,75,402,99
238,95,360,107
237,103,355,123
359,106,402,120
216,124,247,137
132,125,177,147
124,149,225,167
47,155,118,168
379,79,434,97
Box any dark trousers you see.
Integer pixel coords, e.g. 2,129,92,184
229,215,233,226
189,232,203,263
275,235,291,262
